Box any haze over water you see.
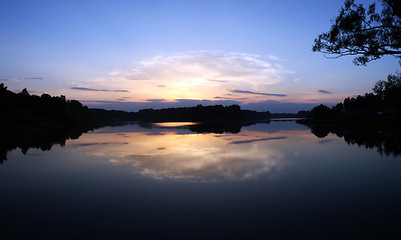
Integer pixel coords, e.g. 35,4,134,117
1,120,400,239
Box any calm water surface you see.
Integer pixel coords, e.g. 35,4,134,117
1,121,400,239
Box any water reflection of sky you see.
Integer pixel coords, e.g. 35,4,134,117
3,121,401,239
69,123,314,181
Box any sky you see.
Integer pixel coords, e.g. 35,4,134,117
0,0,399,112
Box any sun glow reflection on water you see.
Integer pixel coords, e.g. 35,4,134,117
68,124,310,181
152,122,200,127
2,121,401,239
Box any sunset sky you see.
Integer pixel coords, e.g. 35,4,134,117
1,0,399,112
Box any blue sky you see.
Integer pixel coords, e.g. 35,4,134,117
1,0,399,112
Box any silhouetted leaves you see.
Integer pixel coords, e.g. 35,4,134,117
305,73,401,123
301,72,401,155
310,104,332,119
313,0,401,65
373,73,401,106
136,104,270,123
0,83,140,163
0,83,136,125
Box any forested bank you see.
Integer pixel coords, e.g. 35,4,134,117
0,83,135,126
301,73,401,125
0,83,273,125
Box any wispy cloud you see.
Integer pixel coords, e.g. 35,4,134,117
228,89,287,97
146,99,167,102
24,77,43,80
75,51,291,104
70,87,129,92
214,95,250,101
0,77,43,82
111,51,285,85
268,55,282,61
125,76,151,80
207,79,229,83
105,51,288,100
318,89,332,94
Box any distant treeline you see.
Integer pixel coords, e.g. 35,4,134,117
270,111,310,119
136,104,271,122
1,83,307,125
0,83,135,125
303,73,401,124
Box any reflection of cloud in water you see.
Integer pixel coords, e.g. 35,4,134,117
153,122,199,127
71,131,289,181
116,133,130,138
74,142,129,147
229,136,286,145
318,139,332,144
26,153,43,156
125,154,152,158
112,147,283,181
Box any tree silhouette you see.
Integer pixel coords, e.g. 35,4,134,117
309,104,332,119
305,72,401,122
313,0,401,65
0,84,135,124
136,104,266,122
373,72,401,106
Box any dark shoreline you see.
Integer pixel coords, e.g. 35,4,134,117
296,118,401,131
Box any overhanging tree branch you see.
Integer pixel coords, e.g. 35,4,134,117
313,0,401,65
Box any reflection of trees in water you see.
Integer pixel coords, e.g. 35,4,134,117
139,122,270,134
304,123,401,156
188,123,243,134
0,122,270,163
0,123,118,163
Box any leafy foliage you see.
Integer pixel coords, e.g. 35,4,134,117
309,104,332,119
0,83,134,124
137,104,271,122
313,0,401,65
373,72,401,105
307,73,401,121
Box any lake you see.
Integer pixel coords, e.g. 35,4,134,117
1,120,400,239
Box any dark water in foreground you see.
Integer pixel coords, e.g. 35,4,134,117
1,121,400,239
